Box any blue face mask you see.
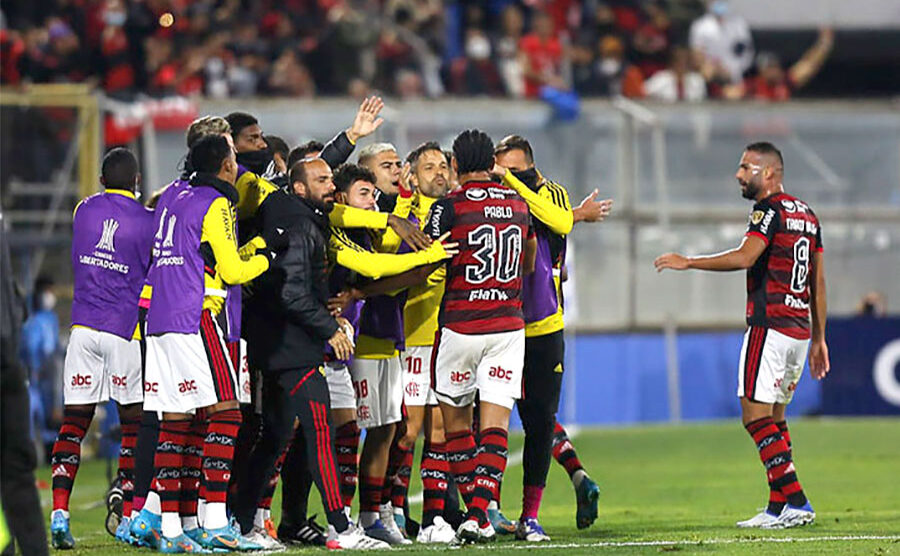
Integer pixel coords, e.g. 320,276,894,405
710,0,729,16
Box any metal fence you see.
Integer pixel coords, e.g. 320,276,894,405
4,96,899,329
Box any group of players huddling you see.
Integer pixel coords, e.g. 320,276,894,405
49,96,828,553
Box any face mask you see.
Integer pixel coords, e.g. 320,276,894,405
466,36,491,61
710,0,729,16
511,167,539,190
40,291,57,311
599,58,622,76
104,10,126,26
236,147,273,175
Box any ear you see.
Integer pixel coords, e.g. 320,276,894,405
335,191,347,204
135,173,142,187
292,181,306,197
452,157,458,173
100,176,106,187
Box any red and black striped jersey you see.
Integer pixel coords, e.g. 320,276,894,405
744,192,823,339
426,180,533,335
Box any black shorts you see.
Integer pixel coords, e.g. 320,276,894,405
521,330,565,412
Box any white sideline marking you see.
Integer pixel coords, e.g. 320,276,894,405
462,535,900,550
408,428,575,506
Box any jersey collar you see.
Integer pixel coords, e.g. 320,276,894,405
105,189,136,199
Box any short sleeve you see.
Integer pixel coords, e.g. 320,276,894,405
745,202,778,245
425,199,454,240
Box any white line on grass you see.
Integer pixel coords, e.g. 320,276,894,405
408,426,571,506
460,535,900,550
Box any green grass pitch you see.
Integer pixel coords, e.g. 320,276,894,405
37,417,900,555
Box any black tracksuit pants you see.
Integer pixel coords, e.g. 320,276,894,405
234,367,348,535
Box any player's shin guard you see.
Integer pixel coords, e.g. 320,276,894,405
118,418,139,517
51,406,96,511
420,441,450,527
552,421,586,483
154,419,190,538
179,417,205,530
202,408,242,529
389,442,415,511
468,428,508,525
745,417,808,508
445,430,477,508
335,421,360,508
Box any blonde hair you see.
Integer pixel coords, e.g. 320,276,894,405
186,116,231,148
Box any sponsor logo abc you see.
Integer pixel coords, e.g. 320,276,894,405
450,371,471,384
179,380,198,393
111,375,127,387
71,374,92,387
144,381,159,393
488,366,513,381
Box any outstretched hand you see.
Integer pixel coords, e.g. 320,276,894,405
654,253,690,272
574,190,613,223
347,96,385,143
387,214,431,251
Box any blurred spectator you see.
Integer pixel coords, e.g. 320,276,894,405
689,0,753,85
450,28,503,96
631,2,672,78
494,4,526,97
857,291,887,318
267,49,315,97
644,46,707,101
575,35,644,98
518,10,567,99
723,28,835,101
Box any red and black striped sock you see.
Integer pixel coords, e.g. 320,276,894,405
335,422,360,508
467,428,508,525
745,417,807,509
51,406,95,511
551,421,585,480
389,441,415,511
420,441,450,527
154,420,190,517
118,418,139,517
358,476,384,513
179,417,205,524
258,443,290,511
765,420,793,513
203,408,241,506
445,430,478,509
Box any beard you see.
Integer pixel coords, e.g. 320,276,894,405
740,178,760,200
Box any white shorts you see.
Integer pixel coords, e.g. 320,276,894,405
144,313,238,413
432,327,524,410
325,362,357,410
401,346,438,407
349,357,403,429
738,326,809,404
63,327,142,405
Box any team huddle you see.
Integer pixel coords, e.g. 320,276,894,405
50,97,829,553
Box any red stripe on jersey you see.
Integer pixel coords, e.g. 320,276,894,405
746,231,769,244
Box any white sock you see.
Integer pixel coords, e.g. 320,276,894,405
181,516,199,532
144,491,161,515
254,508,266,529
130,509,139,519
572,469,587,489
204,502,228,530
197,498,206,527
161,512,183,539
359,511,379,528
487,500,499,511
51,509,69,519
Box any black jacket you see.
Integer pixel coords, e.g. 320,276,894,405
245,190,338,372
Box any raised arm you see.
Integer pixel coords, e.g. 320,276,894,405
788,28,834,90
655,235,767,272
496,167,573,235
202,197,269,285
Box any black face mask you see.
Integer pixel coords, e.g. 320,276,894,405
236,147,273,175
511,167,539,190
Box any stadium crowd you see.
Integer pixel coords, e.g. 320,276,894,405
1,0,833,102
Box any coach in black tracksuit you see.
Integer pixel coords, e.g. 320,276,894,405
234,158,355,538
